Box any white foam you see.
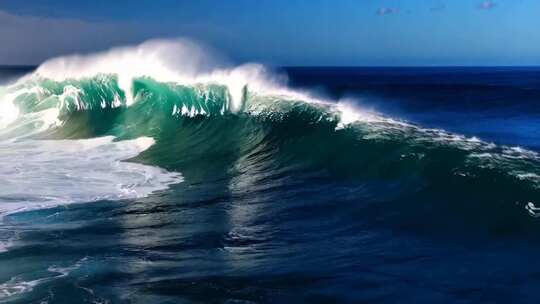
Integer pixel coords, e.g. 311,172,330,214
0,89,21,128
4,38,375,131
0,276,45,299
336,101,386,128
0,136,182,217
22,39,286,112
0,257,88,300
0,229,17,254
15,38,337,114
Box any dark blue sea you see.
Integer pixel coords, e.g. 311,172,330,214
1,64,540,303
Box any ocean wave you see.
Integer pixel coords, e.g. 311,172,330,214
0,39,539,219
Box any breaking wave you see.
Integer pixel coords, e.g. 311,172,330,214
0,38,539,222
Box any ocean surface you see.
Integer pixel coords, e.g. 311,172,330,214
1,42,540,303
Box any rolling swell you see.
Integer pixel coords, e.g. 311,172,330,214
3,72,540,235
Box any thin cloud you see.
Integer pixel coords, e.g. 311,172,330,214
376,7,398,16
479,1,496,10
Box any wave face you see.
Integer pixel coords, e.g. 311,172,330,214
1,40,540,303
2,52,539,217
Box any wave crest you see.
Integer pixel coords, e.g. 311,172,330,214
1,38,540,219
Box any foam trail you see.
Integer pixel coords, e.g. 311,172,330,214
0,136,182,217
0,257,88,299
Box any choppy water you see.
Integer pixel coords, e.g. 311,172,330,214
1,40,540,303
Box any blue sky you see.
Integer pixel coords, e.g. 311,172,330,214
0,0,539,66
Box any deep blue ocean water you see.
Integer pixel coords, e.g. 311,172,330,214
1,66,540,303
285,67,540,149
